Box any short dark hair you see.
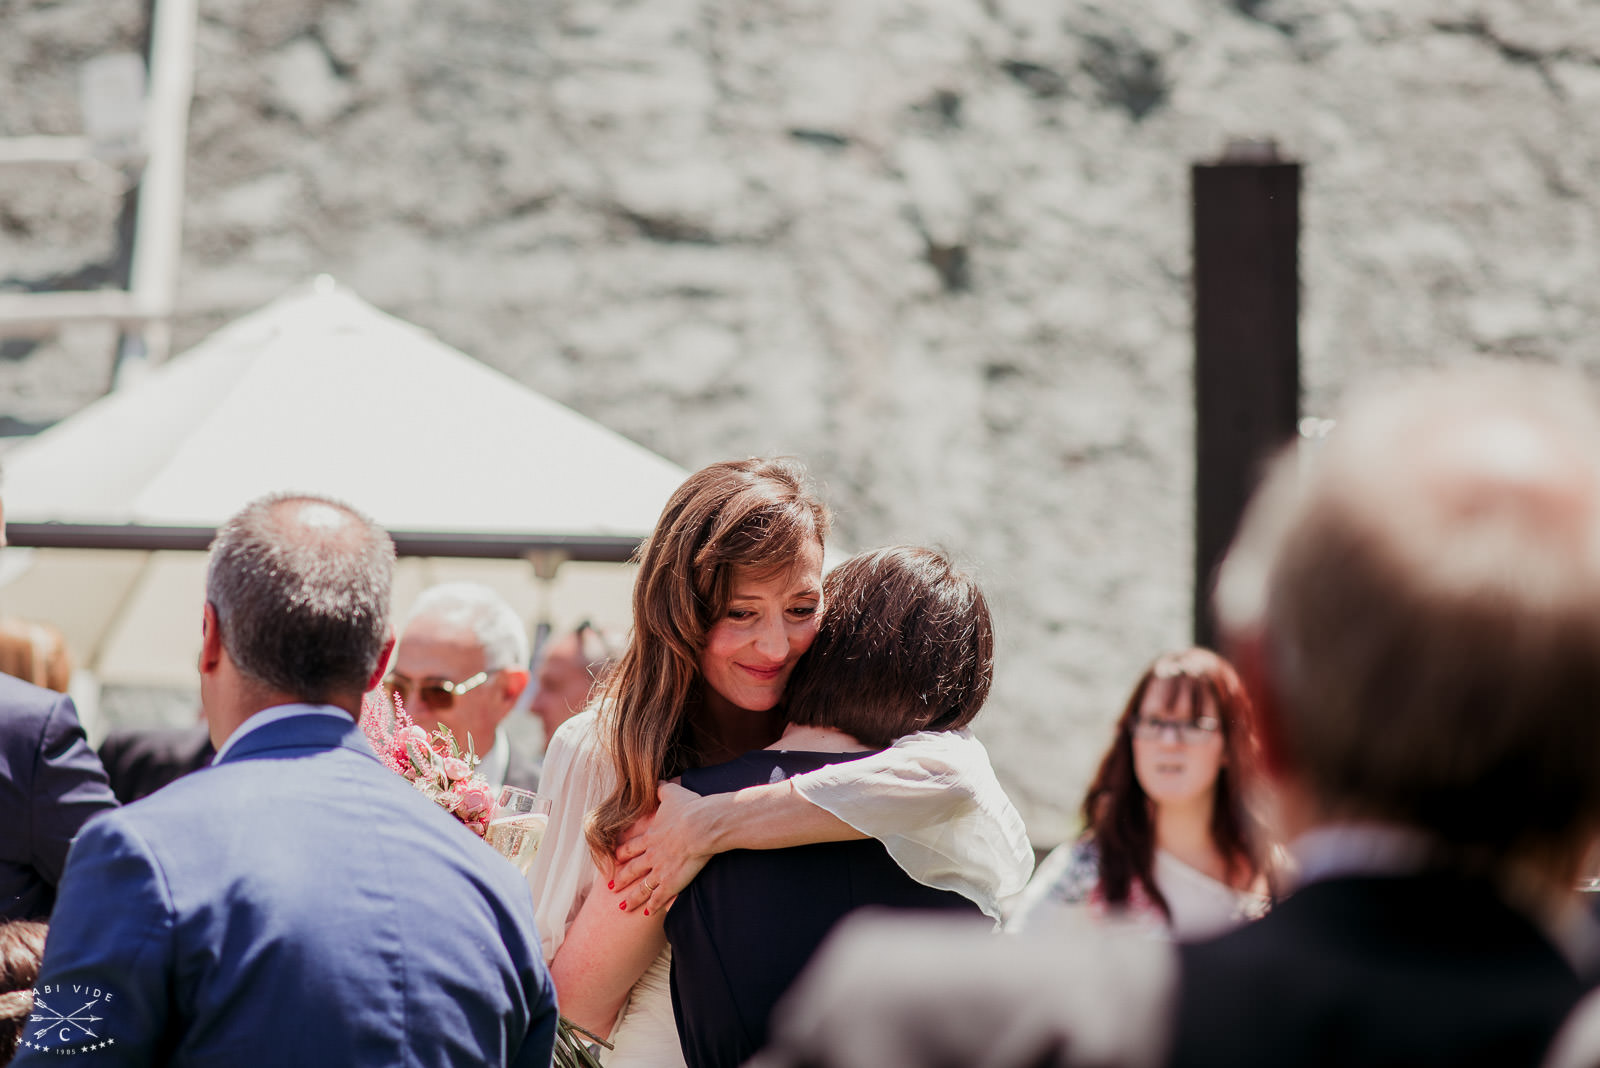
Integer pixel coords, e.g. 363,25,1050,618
784,546,994,748
0,919,46,1064
206,493,396,702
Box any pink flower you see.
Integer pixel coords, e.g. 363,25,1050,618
442,757,472,782
454,780,496,821
397,725,431,751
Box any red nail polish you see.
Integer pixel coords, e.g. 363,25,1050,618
608,880,614,890
644,908,650,916
618,901,627,911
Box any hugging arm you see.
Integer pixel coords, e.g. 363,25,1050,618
613,729,1034,917
612,778,865,913
546,869,668,1038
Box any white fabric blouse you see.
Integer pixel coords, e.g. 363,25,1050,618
525,709,1035,1066
1007,838,1268,942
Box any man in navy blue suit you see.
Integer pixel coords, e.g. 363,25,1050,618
19,493,557,1066
0,673,118,921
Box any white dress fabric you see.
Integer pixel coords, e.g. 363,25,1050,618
1007,838,1268,942
525,709,1036,1067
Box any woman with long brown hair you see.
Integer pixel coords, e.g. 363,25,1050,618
525,458,1032,1066
1007,647,1269,939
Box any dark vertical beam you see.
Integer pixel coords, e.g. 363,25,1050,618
1192,141,1300,648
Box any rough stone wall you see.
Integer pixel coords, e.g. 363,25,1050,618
5,0,1599,844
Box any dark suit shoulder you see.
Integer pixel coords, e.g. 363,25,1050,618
1172,875,1585,1068
98,724,215,803
0,675,73,757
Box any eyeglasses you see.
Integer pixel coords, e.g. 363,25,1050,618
383,670,494,713
1133,715,1222,745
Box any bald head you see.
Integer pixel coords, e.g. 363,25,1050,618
207,493,396,703
1216,363,1600,860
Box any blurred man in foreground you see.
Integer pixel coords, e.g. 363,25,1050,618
754,362,1600,1068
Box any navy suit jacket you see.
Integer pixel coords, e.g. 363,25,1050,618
97,723,215,804
0,674,117,920
18,709,558,1067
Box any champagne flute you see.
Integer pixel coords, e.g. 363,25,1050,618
487,786,553,876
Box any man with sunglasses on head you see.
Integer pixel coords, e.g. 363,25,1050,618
388,582,541,792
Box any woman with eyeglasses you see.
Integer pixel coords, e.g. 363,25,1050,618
1007,647,1271,940
524,457,1032,1067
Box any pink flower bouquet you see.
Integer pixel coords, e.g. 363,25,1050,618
360,691,495,838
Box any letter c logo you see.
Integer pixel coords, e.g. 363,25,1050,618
60,1027,71,1042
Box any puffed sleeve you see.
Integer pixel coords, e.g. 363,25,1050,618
790,728,1034,920
523,709,615,962
15,812,173,1067
30,691,119,885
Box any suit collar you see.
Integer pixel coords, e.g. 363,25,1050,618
214,706,375,766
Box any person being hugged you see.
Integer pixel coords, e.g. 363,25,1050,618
665,545,998,1068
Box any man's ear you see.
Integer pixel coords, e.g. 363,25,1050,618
502,667,531,703
199,603,225,675
362,629,397,694
1227,628,1294,782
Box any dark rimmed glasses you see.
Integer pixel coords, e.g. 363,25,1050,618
1133,715,1221,745
383,670,495,713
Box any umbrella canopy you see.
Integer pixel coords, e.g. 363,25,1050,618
2,275,687,553
0,278,685,691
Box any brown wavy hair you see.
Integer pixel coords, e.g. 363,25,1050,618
584,457,830,860
1081,648,1263,919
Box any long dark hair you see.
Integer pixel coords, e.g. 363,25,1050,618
1081,648,1262,919
584,457,830,862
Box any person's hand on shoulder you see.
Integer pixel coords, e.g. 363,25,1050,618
610,782,714,915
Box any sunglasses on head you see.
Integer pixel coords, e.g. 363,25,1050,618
382,670,495,713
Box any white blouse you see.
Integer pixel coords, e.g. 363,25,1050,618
1007,838,1268,942
525,709,1035,1065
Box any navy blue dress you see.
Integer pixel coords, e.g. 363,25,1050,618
666,749,982,1068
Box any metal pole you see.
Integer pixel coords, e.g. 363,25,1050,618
121,0,198,376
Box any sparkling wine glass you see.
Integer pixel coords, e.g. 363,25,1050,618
487,786,553,876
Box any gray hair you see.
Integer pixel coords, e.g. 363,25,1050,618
207,493,396,701
404,582,529,672
1215,362,1600,861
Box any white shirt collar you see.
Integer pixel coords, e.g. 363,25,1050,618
211,703,351,764
478,728,511,790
